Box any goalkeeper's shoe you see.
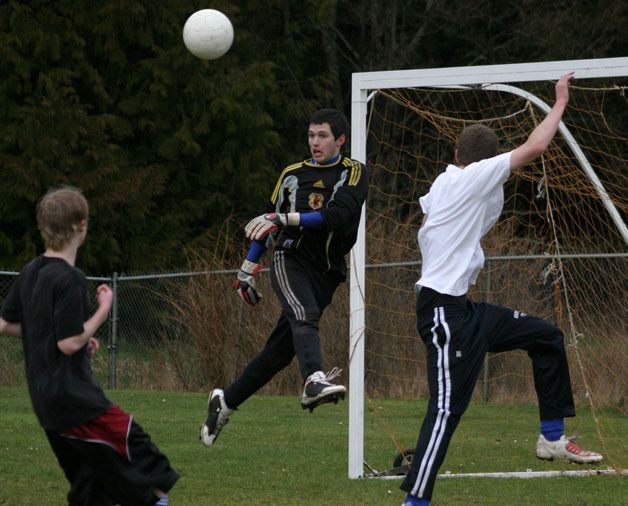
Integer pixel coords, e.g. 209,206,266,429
535,434,603,464
200,389,234,447
301,368,346,412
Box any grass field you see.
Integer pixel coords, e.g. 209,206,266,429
0,386,625,505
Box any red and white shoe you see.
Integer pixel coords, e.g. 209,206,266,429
536,435,603,464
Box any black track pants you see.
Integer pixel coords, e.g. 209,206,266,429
225,250,339,408
401,287,575,500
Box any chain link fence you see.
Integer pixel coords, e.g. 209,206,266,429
0,269,236,391
0,267,285,394
1,252,627,403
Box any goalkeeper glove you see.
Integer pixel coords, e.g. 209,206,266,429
235,259,263,306
244,213,300,241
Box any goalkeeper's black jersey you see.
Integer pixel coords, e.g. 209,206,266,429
269,154,368,281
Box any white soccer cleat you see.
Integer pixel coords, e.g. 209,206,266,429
536,434,603,464
200,388,234,447
301,367,346,412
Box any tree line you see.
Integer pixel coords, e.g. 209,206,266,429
1,0,625,274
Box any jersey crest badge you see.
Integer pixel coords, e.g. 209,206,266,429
313,179,325,188
308,193,324,209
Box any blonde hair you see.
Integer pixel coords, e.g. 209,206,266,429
36,186,89,251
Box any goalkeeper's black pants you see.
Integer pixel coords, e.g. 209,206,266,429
225,250,340,409
401,287,576,501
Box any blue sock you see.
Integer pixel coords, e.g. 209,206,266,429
154,496,168,506
540,418,564,442
403,494,429,506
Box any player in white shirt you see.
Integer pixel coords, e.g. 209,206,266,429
401,73,602,506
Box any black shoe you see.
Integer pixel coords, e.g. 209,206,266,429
300,368,346,412
200,388,233,447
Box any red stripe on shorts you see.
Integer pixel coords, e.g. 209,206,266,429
61,405,132,460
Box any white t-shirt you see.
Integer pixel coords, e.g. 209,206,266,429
417,151,512,296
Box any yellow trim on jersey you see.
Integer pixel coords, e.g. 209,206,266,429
270,162,303,204
270,157,362,203
343,158,362,186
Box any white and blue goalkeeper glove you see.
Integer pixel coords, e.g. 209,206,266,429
244,213,300,241
235,259,263,306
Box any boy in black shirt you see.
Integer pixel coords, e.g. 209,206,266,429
0,186,178,506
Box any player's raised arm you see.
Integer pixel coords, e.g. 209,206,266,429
510,72,574,170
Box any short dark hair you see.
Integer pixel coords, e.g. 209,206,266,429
37,186,88,250
309,108,349,140
455,124,499,166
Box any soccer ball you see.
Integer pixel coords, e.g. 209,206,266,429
183,9,234,60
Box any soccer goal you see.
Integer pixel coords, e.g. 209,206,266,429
347,58,628,479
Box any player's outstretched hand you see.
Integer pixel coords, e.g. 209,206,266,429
555,71,574,104
235,260,263,306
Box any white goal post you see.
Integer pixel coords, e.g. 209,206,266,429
347,57,628,479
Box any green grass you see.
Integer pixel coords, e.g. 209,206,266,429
0,386,625,505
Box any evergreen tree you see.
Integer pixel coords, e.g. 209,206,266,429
1,0,624,273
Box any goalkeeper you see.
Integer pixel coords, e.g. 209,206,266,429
200,108,368,447
401,73,603,506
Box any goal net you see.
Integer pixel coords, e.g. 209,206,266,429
348,58,628,479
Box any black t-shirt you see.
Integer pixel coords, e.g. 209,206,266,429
1,256,111,431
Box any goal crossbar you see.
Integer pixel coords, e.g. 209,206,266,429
351,57,628,92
